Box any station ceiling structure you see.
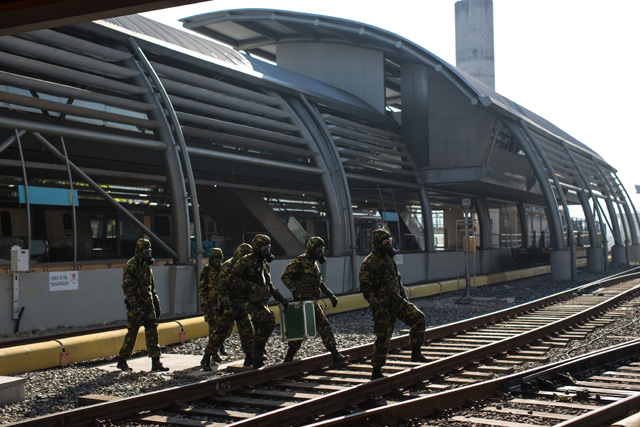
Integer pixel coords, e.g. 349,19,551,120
0,7,637,271
0,0,201,36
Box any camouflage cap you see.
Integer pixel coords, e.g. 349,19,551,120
371,229,391,250
306,236,325,254
251,234,271,251
135,238,151,252
208,248,223,259
234,243,252,258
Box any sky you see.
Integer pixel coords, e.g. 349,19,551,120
140,0,640,212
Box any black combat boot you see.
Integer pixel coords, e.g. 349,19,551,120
411,345,429,363
253,341,266,369
211,353,222,363
151,356,169,372
243,351,254,367
219,343,227,356
329,347,350,365
283,346,297,363
200,354,212,371
371,367,384,380
116,356,132,371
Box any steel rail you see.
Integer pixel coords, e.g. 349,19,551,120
4,269,639,427
227,276,640,426
309,338,640,426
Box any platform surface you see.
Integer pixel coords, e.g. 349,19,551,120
98,354,240,377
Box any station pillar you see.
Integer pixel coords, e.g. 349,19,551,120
586,247,604,272
550,249,574,281
611,244,627,264
629,244,640,263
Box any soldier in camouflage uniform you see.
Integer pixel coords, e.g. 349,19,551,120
204,243,255,369
359,229,428,380
198,247,224,371
230,234,289,369
281,237,349,365
117,238,169,372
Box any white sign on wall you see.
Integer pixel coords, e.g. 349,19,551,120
49,271,79,291
395,254,403,265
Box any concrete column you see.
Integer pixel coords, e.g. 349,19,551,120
587,247,604,273
611,244,627,264
455,0,495,89
550,249,574,281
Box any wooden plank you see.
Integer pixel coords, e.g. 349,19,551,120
78,394,121,405
141,415,226,426
577,381,640,390
510,398,601,410
450,415,546,426
484,406,575,420
443,377,477,384
247,389,318,400
503,355,549,362
178,406,255,419
277,380,347,392
301,374,369,385
215,395,293,408
424,383,450,390
476,365,514,374
458,371,493,379
540,341,568,347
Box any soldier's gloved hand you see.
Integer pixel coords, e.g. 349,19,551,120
329,295,339,308
282,299,289,312
154,305,162,319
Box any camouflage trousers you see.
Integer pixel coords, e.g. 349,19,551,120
370,299,425,368
205,303,254,356
118,308,160,358
247,301,275,342
287,300,337,351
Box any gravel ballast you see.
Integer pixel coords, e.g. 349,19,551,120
1,264,638,425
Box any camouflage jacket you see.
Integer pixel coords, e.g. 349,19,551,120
122,253,159,313
198,263,220,315
281,253,333,301
216,255,245,305
230,253,286,305
359,252,405,308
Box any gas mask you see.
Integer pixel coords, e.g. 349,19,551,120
381,242,397,258
313,247,327,264
260,246,275,263
142,250,155,265
210,259,222,270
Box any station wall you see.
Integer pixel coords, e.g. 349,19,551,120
0,248,513,335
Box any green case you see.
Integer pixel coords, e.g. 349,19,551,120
280,300,316,341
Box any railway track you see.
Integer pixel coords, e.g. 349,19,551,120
313,334,640,426
5,267,640,427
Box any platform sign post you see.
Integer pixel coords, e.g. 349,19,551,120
11,246,29,319
457,199,473,304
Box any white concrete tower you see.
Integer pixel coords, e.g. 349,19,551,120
455,0,495,89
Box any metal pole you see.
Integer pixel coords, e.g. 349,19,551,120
464,208,471,293
457,198,472,304
60,137,77,270
31,132,178,259
15,130,31,251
